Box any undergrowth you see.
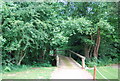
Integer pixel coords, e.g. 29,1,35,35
2,62,52,73
85,57,119,67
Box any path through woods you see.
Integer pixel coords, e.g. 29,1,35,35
51,55,93,79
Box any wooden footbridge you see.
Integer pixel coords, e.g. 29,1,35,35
51,50,93,79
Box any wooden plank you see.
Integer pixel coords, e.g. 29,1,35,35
69,50,86,69
69,50,85,59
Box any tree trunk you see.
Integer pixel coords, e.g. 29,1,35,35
90,46,94,58
15,51,20,65
42,49,46,60
93,28,101,58
89,35,94,58
85,45,89,58
45,43,50,60
17,51,26,65
17,52,26,65
53,49,56,56
85,44,91,58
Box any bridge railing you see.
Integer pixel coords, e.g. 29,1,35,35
56,54,60,67
56,50,86,69
68,50,86,69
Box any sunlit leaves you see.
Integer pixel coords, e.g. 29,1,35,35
51,32,68,47
62,17,93,36
96,19,114,36
0,35,6,48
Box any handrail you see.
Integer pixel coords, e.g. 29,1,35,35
56,50,85,59
55,49,86,69
68,50,86,69
68,50,85,59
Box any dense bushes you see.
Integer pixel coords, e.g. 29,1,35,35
1,1,119,70
86,57,118,67
1,2,64,67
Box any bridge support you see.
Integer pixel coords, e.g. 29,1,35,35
69,52,71,58
56,54,59,67
82,58,85,69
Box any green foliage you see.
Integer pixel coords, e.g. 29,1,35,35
62,17,93,36
33,63,52,67
3,65,29,73
4,66,11,72
86,57,118,67
1,2,119,68
86,57,98,67
86,61,97,67
0,35,6,47
95,19,114,36
1,2,59,66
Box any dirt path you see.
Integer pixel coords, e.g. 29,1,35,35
110,64,120,69
51,55,93,79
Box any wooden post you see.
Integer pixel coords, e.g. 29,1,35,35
69,52,71,58
56,54,59,67
68,50,86,69
82,58,85,69
93,66,96,80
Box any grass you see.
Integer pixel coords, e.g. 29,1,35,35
2,67,55,79
87,66,119,79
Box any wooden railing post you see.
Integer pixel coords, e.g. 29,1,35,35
56,54,59,67
69,52,71,58
68,50,86,69
82,58,85,69
93,66,96,80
